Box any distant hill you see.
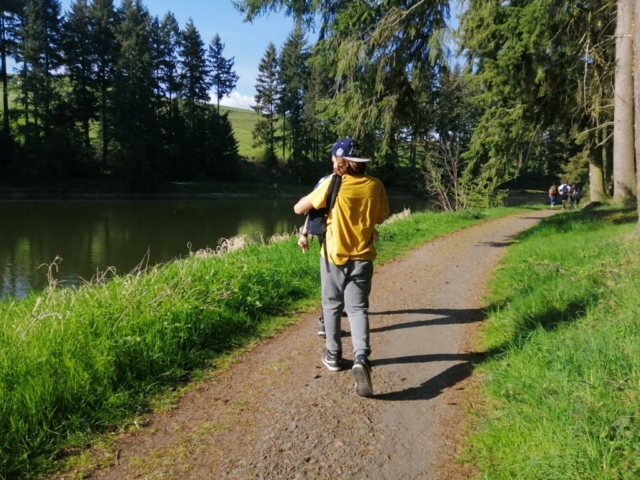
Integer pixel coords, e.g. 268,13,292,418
219,105,262,159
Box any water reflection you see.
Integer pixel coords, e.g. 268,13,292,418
0,197,427,299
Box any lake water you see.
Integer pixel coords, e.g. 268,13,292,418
0,196,428,299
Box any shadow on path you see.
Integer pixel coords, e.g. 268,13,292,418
372,352,481,367
476,240,511,248
369,308,484,332
374,361,478,401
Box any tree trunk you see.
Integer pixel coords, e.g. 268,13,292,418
634,0,640,237
82,73,90,150
282,114,286,160
101,82,108,171
1,13,9,133
604,125,614,195
613,0,636,203
589,135,607,202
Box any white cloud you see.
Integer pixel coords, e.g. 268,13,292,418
214,92,255,110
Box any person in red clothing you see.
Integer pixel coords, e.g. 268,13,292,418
294,138,390,397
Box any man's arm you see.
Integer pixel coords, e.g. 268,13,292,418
294,196,314,215
294,177,331,214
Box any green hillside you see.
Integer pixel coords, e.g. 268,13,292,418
219,105,261,159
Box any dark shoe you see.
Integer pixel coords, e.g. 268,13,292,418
317,318,326,337
352,355,373,397
322,349,342,371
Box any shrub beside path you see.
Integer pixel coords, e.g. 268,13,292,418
83,210,555,480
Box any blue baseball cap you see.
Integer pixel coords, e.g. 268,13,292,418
331,138,370,162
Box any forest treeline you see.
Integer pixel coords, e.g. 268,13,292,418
238,0,639,213
1,0,639,213
0,0,242,187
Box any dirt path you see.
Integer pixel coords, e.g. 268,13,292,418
83,210,554,480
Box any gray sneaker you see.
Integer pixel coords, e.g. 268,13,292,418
317,318,326,337
352,355,373,397
322,349,342,371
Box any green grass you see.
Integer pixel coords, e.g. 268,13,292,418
0,206,524,479
0,84,17,108
465,206,640,479
219,105,261,159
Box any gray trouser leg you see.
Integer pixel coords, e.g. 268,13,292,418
321,259,373,358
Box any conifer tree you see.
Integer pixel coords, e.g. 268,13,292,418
207,33,238,113
277,24,308,163
152,11,183,176
149,15,164,108
203,109,239,178
303,60,333,164
252,42,279,169
1,0,24,134
156,12,182,118
0,0,22,173
177,19,210,177
63,0,96,151
459,0,616,197
88,0,118,171
19,0,63,136
218,112,240,170
237,0,449,158
179,19,210,128
112,0,161,184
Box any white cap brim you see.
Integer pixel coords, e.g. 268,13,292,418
343,156,370,163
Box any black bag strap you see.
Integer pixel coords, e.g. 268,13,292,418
322,175,342,273
327,175,341,211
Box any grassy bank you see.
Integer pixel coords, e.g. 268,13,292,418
0,206,525,478
465,206,640,478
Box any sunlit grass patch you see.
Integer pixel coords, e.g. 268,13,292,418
466,206,640,479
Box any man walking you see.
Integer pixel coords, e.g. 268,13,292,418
558,180,570,209
294,138,390,397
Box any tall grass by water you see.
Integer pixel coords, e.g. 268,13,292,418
0,206,520,478
466,206,640,479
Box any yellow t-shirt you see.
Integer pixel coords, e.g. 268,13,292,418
307,174,390,265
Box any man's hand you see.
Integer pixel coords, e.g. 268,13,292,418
298,234,309,253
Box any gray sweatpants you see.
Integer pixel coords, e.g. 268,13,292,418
320,258,373,358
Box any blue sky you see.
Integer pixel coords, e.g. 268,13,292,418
64,0,298,109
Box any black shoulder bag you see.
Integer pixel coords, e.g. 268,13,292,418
306,175,342,272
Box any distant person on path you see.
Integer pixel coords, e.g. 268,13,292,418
571,184,582,209
548,183,558,208
558,181,570,209
294,138,390,397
